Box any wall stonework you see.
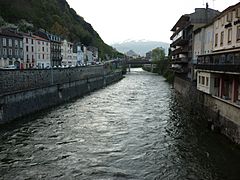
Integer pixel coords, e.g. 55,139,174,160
0,69,123,124
0,66,108,95
173,76,240,144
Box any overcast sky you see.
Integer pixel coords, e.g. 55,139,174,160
67,0,240,44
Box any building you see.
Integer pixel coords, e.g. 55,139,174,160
146,51,152,61
0,29,23,69
86,50,93,64
35,30,62,67
170,4,219,80
87,46,98,62
33,35,50,69
61,40,76,66
196,2,240,106
22,32,36,69
73,43,84,65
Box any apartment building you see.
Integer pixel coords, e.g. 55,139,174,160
61,40,75,66
196,2,240,106
0,29,23,69
33,35,50,69
35,30,62,67
22,33,36,68
170,4,219,80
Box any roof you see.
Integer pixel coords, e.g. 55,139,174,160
171,15,190,31
32,35,49,42
0,29,23,39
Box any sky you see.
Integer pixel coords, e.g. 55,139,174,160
67,0,240,45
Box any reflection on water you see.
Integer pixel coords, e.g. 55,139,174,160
0,68,240,179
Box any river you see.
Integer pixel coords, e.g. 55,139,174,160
0,68,240,180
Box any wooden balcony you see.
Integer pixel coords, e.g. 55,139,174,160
171,57,188,64
171,47,188,56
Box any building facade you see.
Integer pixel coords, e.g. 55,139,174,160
35,30,62,67
22,33,36,69
170,5,219,80
33,35,50,69
196,2,240,106
61,40,76,66
0,29,23,69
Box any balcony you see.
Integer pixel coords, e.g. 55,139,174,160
171,57,188,64
196,64,240,73
169,66,188,73
171,47,188,56
170,36,189,47
196,52,240,73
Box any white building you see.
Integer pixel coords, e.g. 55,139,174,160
22,33,36,68
61,40,77,66
76,45,84,65
33,35,50,69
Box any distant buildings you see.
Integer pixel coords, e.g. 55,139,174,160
0,29,23,68
170,4,219,79
0,28,99,69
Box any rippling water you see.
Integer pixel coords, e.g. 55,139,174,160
1,69,240,180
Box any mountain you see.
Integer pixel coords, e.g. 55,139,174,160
112,40,170,56
0,0,122,59
125,50,139,57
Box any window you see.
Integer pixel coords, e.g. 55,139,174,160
9,49,12,56
32,46,34,52
228,28,232,43
202,76,205,85
215,20,219,29
15,49,18,56
221,17,225,26
42,47,44,52
220,31,224,46
8,39,12,47
237,26,240,41
15,40,18,47
26,38,28,44
20,41,23,48
32,55,34,61
227,11,233,22
3,48,7,55
27,54,29,60
43,54,44,59
206,77,209,86
31,39,34,44
215,33,218,47
26,46,29,52
236,8,240,18
3,38,6,46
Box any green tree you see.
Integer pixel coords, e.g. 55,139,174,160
152,47,165,62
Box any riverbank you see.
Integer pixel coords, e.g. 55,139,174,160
0,66,123,124
142,60,174,82
173,76,240,144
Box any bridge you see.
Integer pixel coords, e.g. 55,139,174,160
126,60,153,65
125,60,156,72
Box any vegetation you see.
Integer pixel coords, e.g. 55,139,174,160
143,47,174,82
0,0,123,60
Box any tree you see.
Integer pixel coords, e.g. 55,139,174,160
152,47,165,62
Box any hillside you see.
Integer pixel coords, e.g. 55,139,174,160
0,0,122,59
112,40,170,56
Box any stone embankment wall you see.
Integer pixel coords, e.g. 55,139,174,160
0,67,123,124
173,76,240,144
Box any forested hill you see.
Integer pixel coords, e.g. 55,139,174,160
0,0,121,59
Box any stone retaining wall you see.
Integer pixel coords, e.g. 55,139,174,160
0,71,123,124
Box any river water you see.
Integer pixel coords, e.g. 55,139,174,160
1,69,240,180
